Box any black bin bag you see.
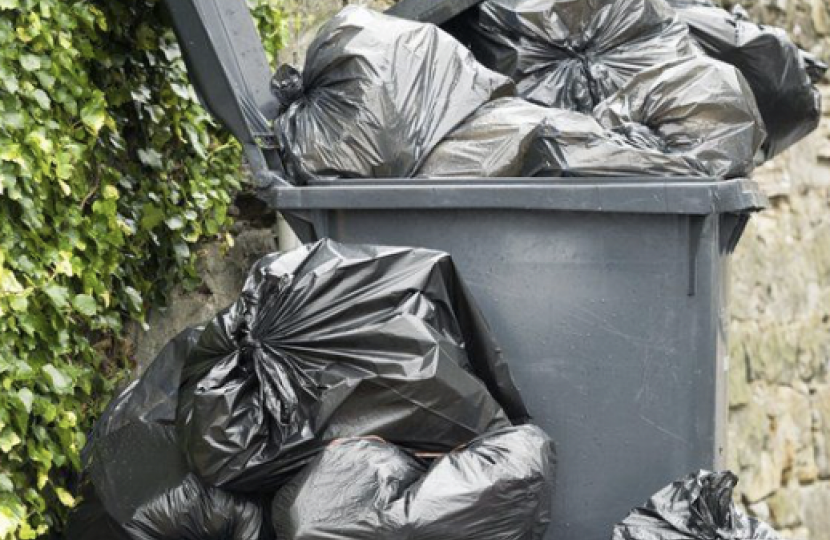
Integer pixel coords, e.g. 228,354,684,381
668,2,822,159
446,0,698,112
272,425,556,540
271,6,513,183
418,97,706,177
64,329,270,540
593,56,765,178
176,240,528,492
612,470,782,540
419,57,764,179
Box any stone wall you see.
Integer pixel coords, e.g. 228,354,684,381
724,0,830,59
720,0,830,537
727,86,830,538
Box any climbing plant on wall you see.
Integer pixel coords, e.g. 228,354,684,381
0,0,284,537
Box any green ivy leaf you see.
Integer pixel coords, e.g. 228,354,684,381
80,100,107,134
54,488,75,508
0,143,23,165
1,111,24,130
0,429,22,452
0,473,13,492
10,294,29,312
0,0,21,10
124,286,142,312
140,204,164,230
16,388,33,414
137,148,163,169
71,294,97,316
19,54,41,72
43,283,70,308
41,364,72,395
0,506,21,539
31,89,50,110
165,215,184,230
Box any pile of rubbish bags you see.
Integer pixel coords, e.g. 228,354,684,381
268,0,823,184
65,245,790,540
65,240,555,540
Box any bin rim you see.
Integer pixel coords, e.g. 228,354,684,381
258,177,768,215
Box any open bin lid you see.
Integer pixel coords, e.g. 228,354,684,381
385,0,485,24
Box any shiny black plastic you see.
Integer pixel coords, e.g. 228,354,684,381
594,56,765,178
612,471,783,540
420,57,764,179
419,98,705,177
84,329,202,524
271,6,513,183
123,475,266,540
449,0,698,112
176,240,527,492
669,2,822,158
65,329,270,540
63,484,132,540
272,425,555,540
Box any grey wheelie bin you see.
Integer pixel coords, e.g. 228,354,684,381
163,1,768,540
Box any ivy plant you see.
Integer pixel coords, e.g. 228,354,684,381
0,0,284,537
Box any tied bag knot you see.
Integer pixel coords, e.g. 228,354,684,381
271,64,304,112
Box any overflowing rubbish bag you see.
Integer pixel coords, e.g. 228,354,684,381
419,57,764,178
63,484,132,540
271,425,555,540
418,97,705,177
271,5,513,183
84,328,201,524
612,470,783,540
176,240,528,492
65,328,271,540
668,2,822,159
447,0,698,112
122,474,268,540
594,56,765,178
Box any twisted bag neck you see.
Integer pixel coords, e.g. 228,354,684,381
229,275,299,425
271,64,305,112
611,122,669,153
689,472,738,539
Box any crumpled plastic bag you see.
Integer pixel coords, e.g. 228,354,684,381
594,56,765,178
272,425,555,540
65,329,270,540
612,470,783,540
176,240,528,492
123,474,268,540
63,483,132,540
83,329,202,525
668,2,822,159
419,57,764,179
418,97,705,178
271,5,513,183
448,0,698,112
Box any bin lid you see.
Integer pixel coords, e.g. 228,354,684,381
259,177,767,215
385,0,485,24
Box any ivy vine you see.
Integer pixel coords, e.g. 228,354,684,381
0,0,284,537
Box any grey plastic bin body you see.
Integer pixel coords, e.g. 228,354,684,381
261,177,765,540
